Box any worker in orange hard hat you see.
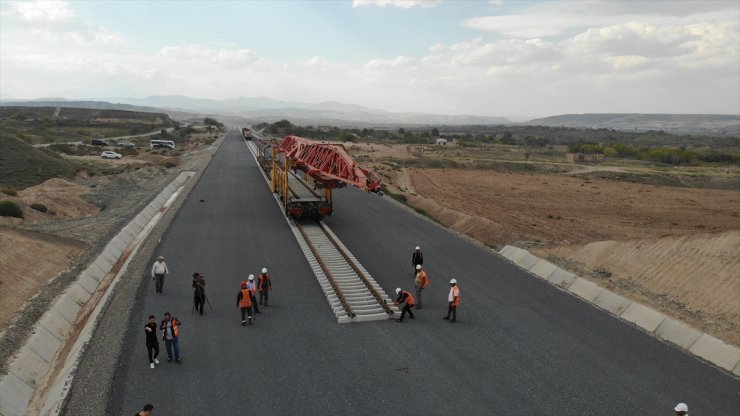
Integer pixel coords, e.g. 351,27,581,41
236,281,253,326
414,264,430,309
443,279,460,323
394,287,416,322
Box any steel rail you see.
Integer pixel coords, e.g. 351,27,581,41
295,222,355,318
317,222,394,316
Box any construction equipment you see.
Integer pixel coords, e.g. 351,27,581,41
241,127,253,140
252,134,382,220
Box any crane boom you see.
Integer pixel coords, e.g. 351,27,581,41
277,135,382,193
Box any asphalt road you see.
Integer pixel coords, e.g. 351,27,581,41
103,131,738,415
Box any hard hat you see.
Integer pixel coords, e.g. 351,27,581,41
248,274,255,281
241,281,247,288
674,403,688,412
415,246,420,250
395,287,401,294
450,278,457,284
416,264,422,270
262,268,267,273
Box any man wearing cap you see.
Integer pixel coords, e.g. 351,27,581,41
411,246,423,275
236,281,253,326
414,264,430,309
443,279,460,323
258,267,272,307
151,256,169,294
674,403,688,415
393,287,416,322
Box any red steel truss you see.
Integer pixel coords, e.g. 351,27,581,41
277,135,382,192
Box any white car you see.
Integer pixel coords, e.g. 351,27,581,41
101,151,122,159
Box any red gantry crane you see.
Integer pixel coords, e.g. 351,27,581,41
254,135,382,220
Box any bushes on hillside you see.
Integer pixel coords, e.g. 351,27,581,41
0,200,23,219
1,188,17,196
30,203,48,213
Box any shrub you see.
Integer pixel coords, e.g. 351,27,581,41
0,200,24,219
1,188,18,196
30,203,48,212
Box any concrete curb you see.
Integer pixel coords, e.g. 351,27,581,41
498,245,740,378
0,171,196,416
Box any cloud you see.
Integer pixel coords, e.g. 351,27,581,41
364,55,417,69
93,27,128,48
352,0,440,9
158,45,254,68
9,0,74,22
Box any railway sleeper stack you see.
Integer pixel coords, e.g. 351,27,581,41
291,222,398,323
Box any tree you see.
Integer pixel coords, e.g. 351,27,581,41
398,127,406,135
431,127,440,137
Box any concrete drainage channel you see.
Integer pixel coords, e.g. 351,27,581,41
243,139,397,323
499,245,740,378
0,171,195,416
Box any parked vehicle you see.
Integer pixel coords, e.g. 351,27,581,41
150,139,175,149
91,139,110,146
101,151,122,159
116,140,135,148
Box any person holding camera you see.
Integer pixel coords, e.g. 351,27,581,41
192,272,206,315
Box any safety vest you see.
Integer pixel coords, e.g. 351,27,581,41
401,290,416,306
258,273,270,292
449,286,460,306
415,271,430,288
163,318,179,338
239,289,252,308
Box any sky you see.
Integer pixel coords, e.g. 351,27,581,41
1,0,739,119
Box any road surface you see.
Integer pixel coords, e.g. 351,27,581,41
67,130,739,415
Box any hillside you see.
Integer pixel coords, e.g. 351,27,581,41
0,137,77,189
0,106,179,145
10,96,510,126
525,113,740,136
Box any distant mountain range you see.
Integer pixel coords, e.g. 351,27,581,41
0,96,510,126
2,97,738,135
524,113,740,136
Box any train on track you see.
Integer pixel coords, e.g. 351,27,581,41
247,131,382,221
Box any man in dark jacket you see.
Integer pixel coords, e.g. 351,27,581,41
144,315,159,369
412,246,423,274
192,272,206,315
258,267,272,306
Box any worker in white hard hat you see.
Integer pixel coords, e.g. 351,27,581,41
258,267,272,307
414,264,430,309
393,287,416,322
246,274,261,317
411,246,423,275
443,279,460,323
674,403,688,415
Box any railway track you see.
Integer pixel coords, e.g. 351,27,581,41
294,221,396,323
243,135,396,323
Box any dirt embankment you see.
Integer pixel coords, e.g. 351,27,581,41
532,231,740,345
0,227,86,324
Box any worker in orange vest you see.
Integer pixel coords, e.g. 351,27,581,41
258,267,272,307
160,312,181,363
236,281,253,326
414,264,430,309
394,287,416,322
443,279,460,323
